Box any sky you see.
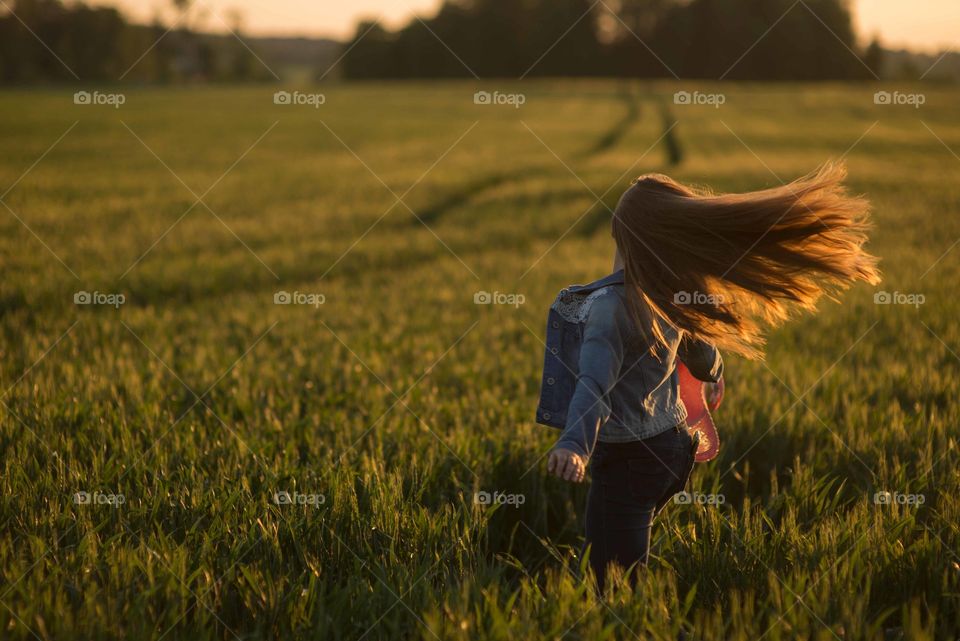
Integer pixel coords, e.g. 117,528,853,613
86,0,959,54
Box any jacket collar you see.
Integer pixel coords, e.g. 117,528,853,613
567,269,624,294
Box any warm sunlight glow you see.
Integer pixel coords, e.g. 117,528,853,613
85,0,960,52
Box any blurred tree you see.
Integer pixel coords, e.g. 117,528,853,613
341,0,603,79
651,0,870,80
524,0,602,76
0,0,126,80
341,21,398,79
393,3,472,78
67,5,126,79
223,9,264,82
864,36,884,78
468,0,529,76
0,0,272,84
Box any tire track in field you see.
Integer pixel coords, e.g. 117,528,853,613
107,96,675,305
572,99,683,238
400,86,644,227
146,91,669,299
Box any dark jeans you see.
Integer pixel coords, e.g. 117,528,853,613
583,424,697,591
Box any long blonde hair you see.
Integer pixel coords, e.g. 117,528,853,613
611,162,881,359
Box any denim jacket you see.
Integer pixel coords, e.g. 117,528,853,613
535,270,723,459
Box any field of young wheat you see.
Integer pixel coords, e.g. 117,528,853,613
0,81,958,640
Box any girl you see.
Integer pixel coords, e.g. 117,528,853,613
538,162,880,590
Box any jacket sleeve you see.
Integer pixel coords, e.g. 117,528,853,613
553,293,630,459
677,335,723,383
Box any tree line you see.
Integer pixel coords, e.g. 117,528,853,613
0,0,271,83
342,0,884,80
1,0,885,83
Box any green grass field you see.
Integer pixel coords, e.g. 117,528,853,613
1,81,958,640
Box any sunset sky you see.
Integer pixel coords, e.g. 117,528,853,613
86,0,958,53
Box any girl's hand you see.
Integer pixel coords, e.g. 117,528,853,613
547,448,587,483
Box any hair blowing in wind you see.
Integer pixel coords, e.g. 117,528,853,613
611,162,881,359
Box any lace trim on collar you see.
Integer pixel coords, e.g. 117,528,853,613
551,286,613,323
